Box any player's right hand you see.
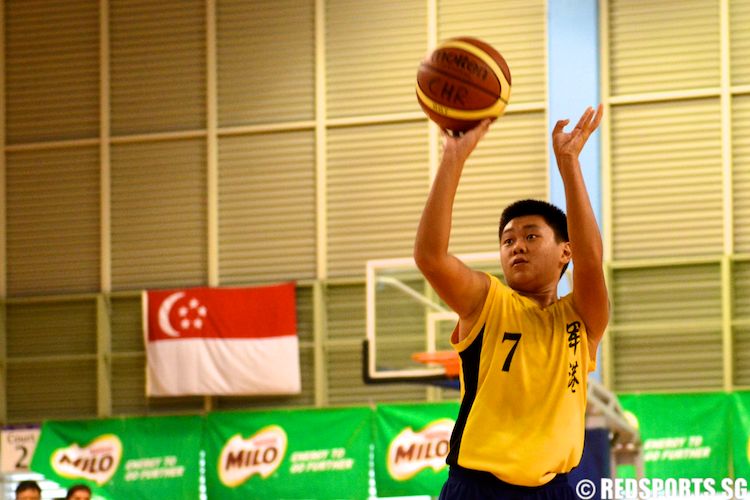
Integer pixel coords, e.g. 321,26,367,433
441,119,491,165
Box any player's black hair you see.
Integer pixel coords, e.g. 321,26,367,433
499,199,570,276
16,480,42,494
66,484,91,499
499,199,569,242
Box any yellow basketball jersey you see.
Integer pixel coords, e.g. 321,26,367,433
448,274,595,486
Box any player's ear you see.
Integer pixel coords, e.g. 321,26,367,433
561,241,572,265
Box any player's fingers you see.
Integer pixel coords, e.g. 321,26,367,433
476,118,491,138
442,126,458,138
574,106,593,130
464,119,490,143
589,103,603,130
553,119,569,135
580,105,603,141
440,129,456,146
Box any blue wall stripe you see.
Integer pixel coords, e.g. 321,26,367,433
548,0,602,378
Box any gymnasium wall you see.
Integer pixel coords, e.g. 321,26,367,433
0,0,749,425
0,0,548,423
603,0,750,392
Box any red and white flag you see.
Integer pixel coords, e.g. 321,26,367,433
142,282,300,397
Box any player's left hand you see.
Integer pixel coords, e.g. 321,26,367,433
552,104,603,165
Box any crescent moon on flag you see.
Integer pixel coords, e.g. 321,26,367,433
158,292,185,337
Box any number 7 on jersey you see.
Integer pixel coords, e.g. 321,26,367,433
501,332,522,372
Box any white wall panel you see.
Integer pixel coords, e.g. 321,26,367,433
609,0,720,95
736,261,750,319
7,360,98,421
733,95,750,253
611,99,723,260
6,147,100,295
737,327,750,386
217,0,315,126
327,121,428,277
326,0,427,118
731,0,750,85
218,131,316,283
5,298,98,421
6,300,97,357
735,261,750,386
110,295,142,354
611,264,723,391
5,0,99,143
612,265,722,325
110,0,205,135
111,139,207,289
613,327,723,391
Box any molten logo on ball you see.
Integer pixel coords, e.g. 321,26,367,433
433,49,490,81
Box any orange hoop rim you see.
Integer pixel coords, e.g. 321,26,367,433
411,351,460,377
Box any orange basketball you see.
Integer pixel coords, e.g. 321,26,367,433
416,37,511,133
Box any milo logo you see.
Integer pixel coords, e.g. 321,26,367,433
219,425,287,487
51,434,122,485
387,419,453,481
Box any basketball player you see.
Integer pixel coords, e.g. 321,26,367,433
15,480,42,500
414,105,608,499
66,484,92,500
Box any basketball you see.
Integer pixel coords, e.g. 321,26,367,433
416,37,511,133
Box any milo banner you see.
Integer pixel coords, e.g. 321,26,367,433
374,402,459,497
732,392,750,478
30,415,202,499
206,406,371,499
618,393,730,480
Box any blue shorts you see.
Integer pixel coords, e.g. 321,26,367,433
438,465,578,500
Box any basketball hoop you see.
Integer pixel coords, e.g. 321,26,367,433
411,351,460,378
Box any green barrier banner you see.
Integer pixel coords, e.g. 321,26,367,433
206,406,371,499
618,393,730,480
30,415,202,500
732,392,750,478
374,402,459,498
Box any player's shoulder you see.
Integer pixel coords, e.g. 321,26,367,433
487,273,511,292
559,293,589,324
485,274,515,304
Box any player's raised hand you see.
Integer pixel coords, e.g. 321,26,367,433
552,104,603,165
441,119,492,166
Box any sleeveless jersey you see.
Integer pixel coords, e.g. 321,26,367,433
447,274,596,487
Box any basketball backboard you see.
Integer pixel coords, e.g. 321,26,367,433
363,252,502,385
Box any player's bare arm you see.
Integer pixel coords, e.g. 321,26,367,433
552,105,609,359
414,120,492,330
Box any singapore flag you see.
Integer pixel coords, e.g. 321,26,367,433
142,282,300,396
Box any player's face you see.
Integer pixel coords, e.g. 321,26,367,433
499,215,570,293
16,491,41,500
69,492,91,500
